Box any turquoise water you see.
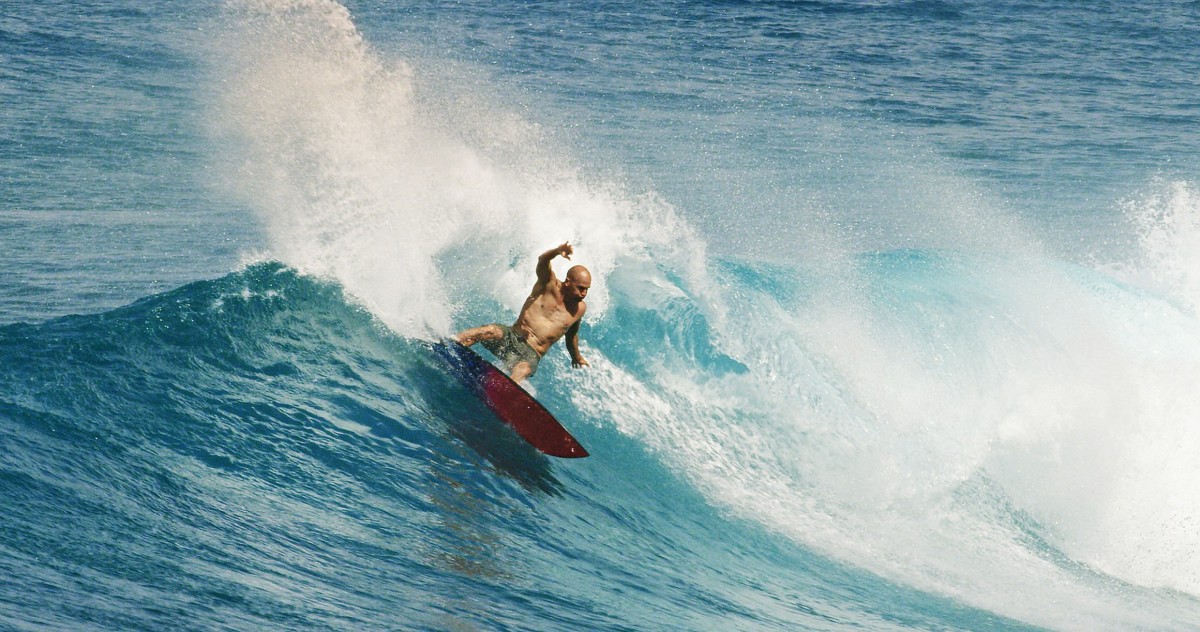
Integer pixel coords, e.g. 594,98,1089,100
4,1,1200,629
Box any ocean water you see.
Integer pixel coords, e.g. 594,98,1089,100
3,0,1200,629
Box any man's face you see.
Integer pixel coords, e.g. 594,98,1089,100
565,277,590,301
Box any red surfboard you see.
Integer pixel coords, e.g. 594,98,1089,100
433,341,589,458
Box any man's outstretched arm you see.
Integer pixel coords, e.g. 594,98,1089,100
534,242,574,288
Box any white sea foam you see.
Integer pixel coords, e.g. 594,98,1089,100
212,0,719,341
580,246,1200,630
1126,179,1200,312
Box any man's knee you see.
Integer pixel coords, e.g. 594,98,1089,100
510,361,532,383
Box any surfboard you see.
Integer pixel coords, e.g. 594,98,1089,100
432,340,589,458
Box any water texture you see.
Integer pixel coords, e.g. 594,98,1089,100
3,1,1200,629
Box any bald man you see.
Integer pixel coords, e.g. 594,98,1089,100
456,242,592,383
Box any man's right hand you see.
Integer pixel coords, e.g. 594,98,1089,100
558,242,574,260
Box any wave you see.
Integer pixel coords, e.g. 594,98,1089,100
185,0,1200,628
0,263,592,628
4,239,1200,629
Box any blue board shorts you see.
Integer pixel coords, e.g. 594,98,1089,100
481,324,542,376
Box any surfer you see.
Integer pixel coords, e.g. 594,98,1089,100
456,242,592,383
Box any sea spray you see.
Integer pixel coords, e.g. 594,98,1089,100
574,247,1200,628
1128,179,1200,313
211,0,718,342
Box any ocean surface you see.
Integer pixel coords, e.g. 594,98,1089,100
4,1,1200,629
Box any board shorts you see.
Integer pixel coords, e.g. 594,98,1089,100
481,324,542,376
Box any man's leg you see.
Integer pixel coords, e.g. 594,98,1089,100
456,324,503,346
510,361,533,383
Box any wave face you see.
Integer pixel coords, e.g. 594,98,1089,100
0,262,1013,630
5,0,1200,630
4,252,1200,630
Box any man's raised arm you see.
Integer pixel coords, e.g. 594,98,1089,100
534,242,574,287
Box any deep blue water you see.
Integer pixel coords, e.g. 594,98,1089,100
4,1,1200,630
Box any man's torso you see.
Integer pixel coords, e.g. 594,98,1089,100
514,278,583,355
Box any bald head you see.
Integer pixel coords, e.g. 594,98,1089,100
566,265,591,285
563,265,592,302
